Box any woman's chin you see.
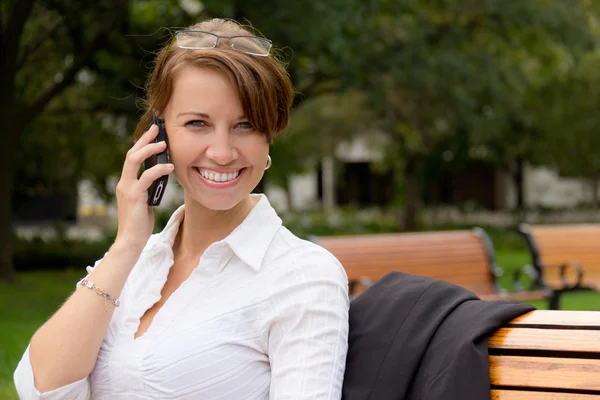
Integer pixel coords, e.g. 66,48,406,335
185,191,248,212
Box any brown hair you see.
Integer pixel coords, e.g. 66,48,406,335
133,18,294,143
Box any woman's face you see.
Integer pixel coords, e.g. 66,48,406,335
163,65,269,211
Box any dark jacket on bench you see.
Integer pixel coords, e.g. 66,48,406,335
342,272,535,400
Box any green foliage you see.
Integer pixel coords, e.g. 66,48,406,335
533,50,600,183
10,0,201,202
12,235,109,272
282,207,401,239
337,0,596,151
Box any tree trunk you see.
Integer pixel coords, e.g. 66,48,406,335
321,156,336,211
513,157,526,211
285,175,294,212
591,178,599,209
0,46,18,283
402,156,421,231
0,122,18,283
0,0,37,282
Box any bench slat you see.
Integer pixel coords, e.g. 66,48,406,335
329,255,490,269
318,242,483,252
317,231,479,241
509,310,600,328
480,290,547,302
491,390,600,399
490,355,600,391
344,266,491,282
489,328,600,353
340,258,491,270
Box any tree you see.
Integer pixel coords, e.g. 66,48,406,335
0,0,132,282
466,4,597,211
331,0,597,229
534,50,600,208
0,0,201,282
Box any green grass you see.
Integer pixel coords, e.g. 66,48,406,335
496,250,600,310
0,269,85,399
2,245,600,398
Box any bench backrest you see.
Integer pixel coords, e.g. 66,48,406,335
520,223,600,284
312,228,500,296
489,310,600,398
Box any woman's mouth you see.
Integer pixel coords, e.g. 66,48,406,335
194,167,245,187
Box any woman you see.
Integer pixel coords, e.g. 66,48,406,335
14,18,349,400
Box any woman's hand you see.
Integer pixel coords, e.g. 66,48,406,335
114,124,174,250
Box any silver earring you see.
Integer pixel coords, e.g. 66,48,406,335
265,155,272,170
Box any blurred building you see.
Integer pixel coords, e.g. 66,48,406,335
267,137,600,213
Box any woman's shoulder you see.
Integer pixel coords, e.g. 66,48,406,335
263,226,348,282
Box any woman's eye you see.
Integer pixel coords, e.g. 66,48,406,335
236,121,254,130
185,120,207,128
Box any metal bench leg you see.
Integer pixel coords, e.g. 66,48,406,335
547,291,561,310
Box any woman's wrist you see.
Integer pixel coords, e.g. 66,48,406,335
111,236,147,258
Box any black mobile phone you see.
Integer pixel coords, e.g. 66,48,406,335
144,117,170,207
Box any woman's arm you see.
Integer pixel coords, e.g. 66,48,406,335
14,240,143,398
264,247,350,399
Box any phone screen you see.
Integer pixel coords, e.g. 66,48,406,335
144,117,170,206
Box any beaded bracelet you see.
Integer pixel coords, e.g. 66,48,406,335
78,278,120,310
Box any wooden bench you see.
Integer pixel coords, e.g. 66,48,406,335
310,228,553,306
489,310,600,398
519,223,600,309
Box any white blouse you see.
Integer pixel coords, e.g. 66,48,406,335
14,194,350,400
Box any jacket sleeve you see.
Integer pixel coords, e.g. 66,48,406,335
263,247,350,399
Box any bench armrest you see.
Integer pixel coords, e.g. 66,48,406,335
512,264,539,292
547,261,585,290
513,261,585,291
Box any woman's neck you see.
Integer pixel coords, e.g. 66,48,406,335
172,194,258,263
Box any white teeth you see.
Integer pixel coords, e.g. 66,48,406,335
198,169,240,182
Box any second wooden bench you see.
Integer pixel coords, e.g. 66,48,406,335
519,223,600,309
310,228,553,306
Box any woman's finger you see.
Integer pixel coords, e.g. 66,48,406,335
135,163,175,192
121,140,168,182
121,124,160,177
131,124,160,152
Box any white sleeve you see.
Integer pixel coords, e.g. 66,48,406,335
265,247,350,399
13,255,106,400
13,345,91,400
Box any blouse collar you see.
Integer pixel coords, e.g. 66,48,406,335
153,194,282,273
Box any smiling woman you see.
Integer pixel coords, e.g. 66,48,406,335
14,18,350,400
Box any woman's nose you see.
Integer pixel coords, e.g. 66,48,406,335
205,130,237,165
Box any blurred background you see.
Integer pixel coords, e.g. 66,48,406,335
2,0,600,396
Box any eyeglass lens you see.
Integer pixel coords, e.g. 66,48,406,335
176,31,271,55
177,31,217,49
230,37,271,55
